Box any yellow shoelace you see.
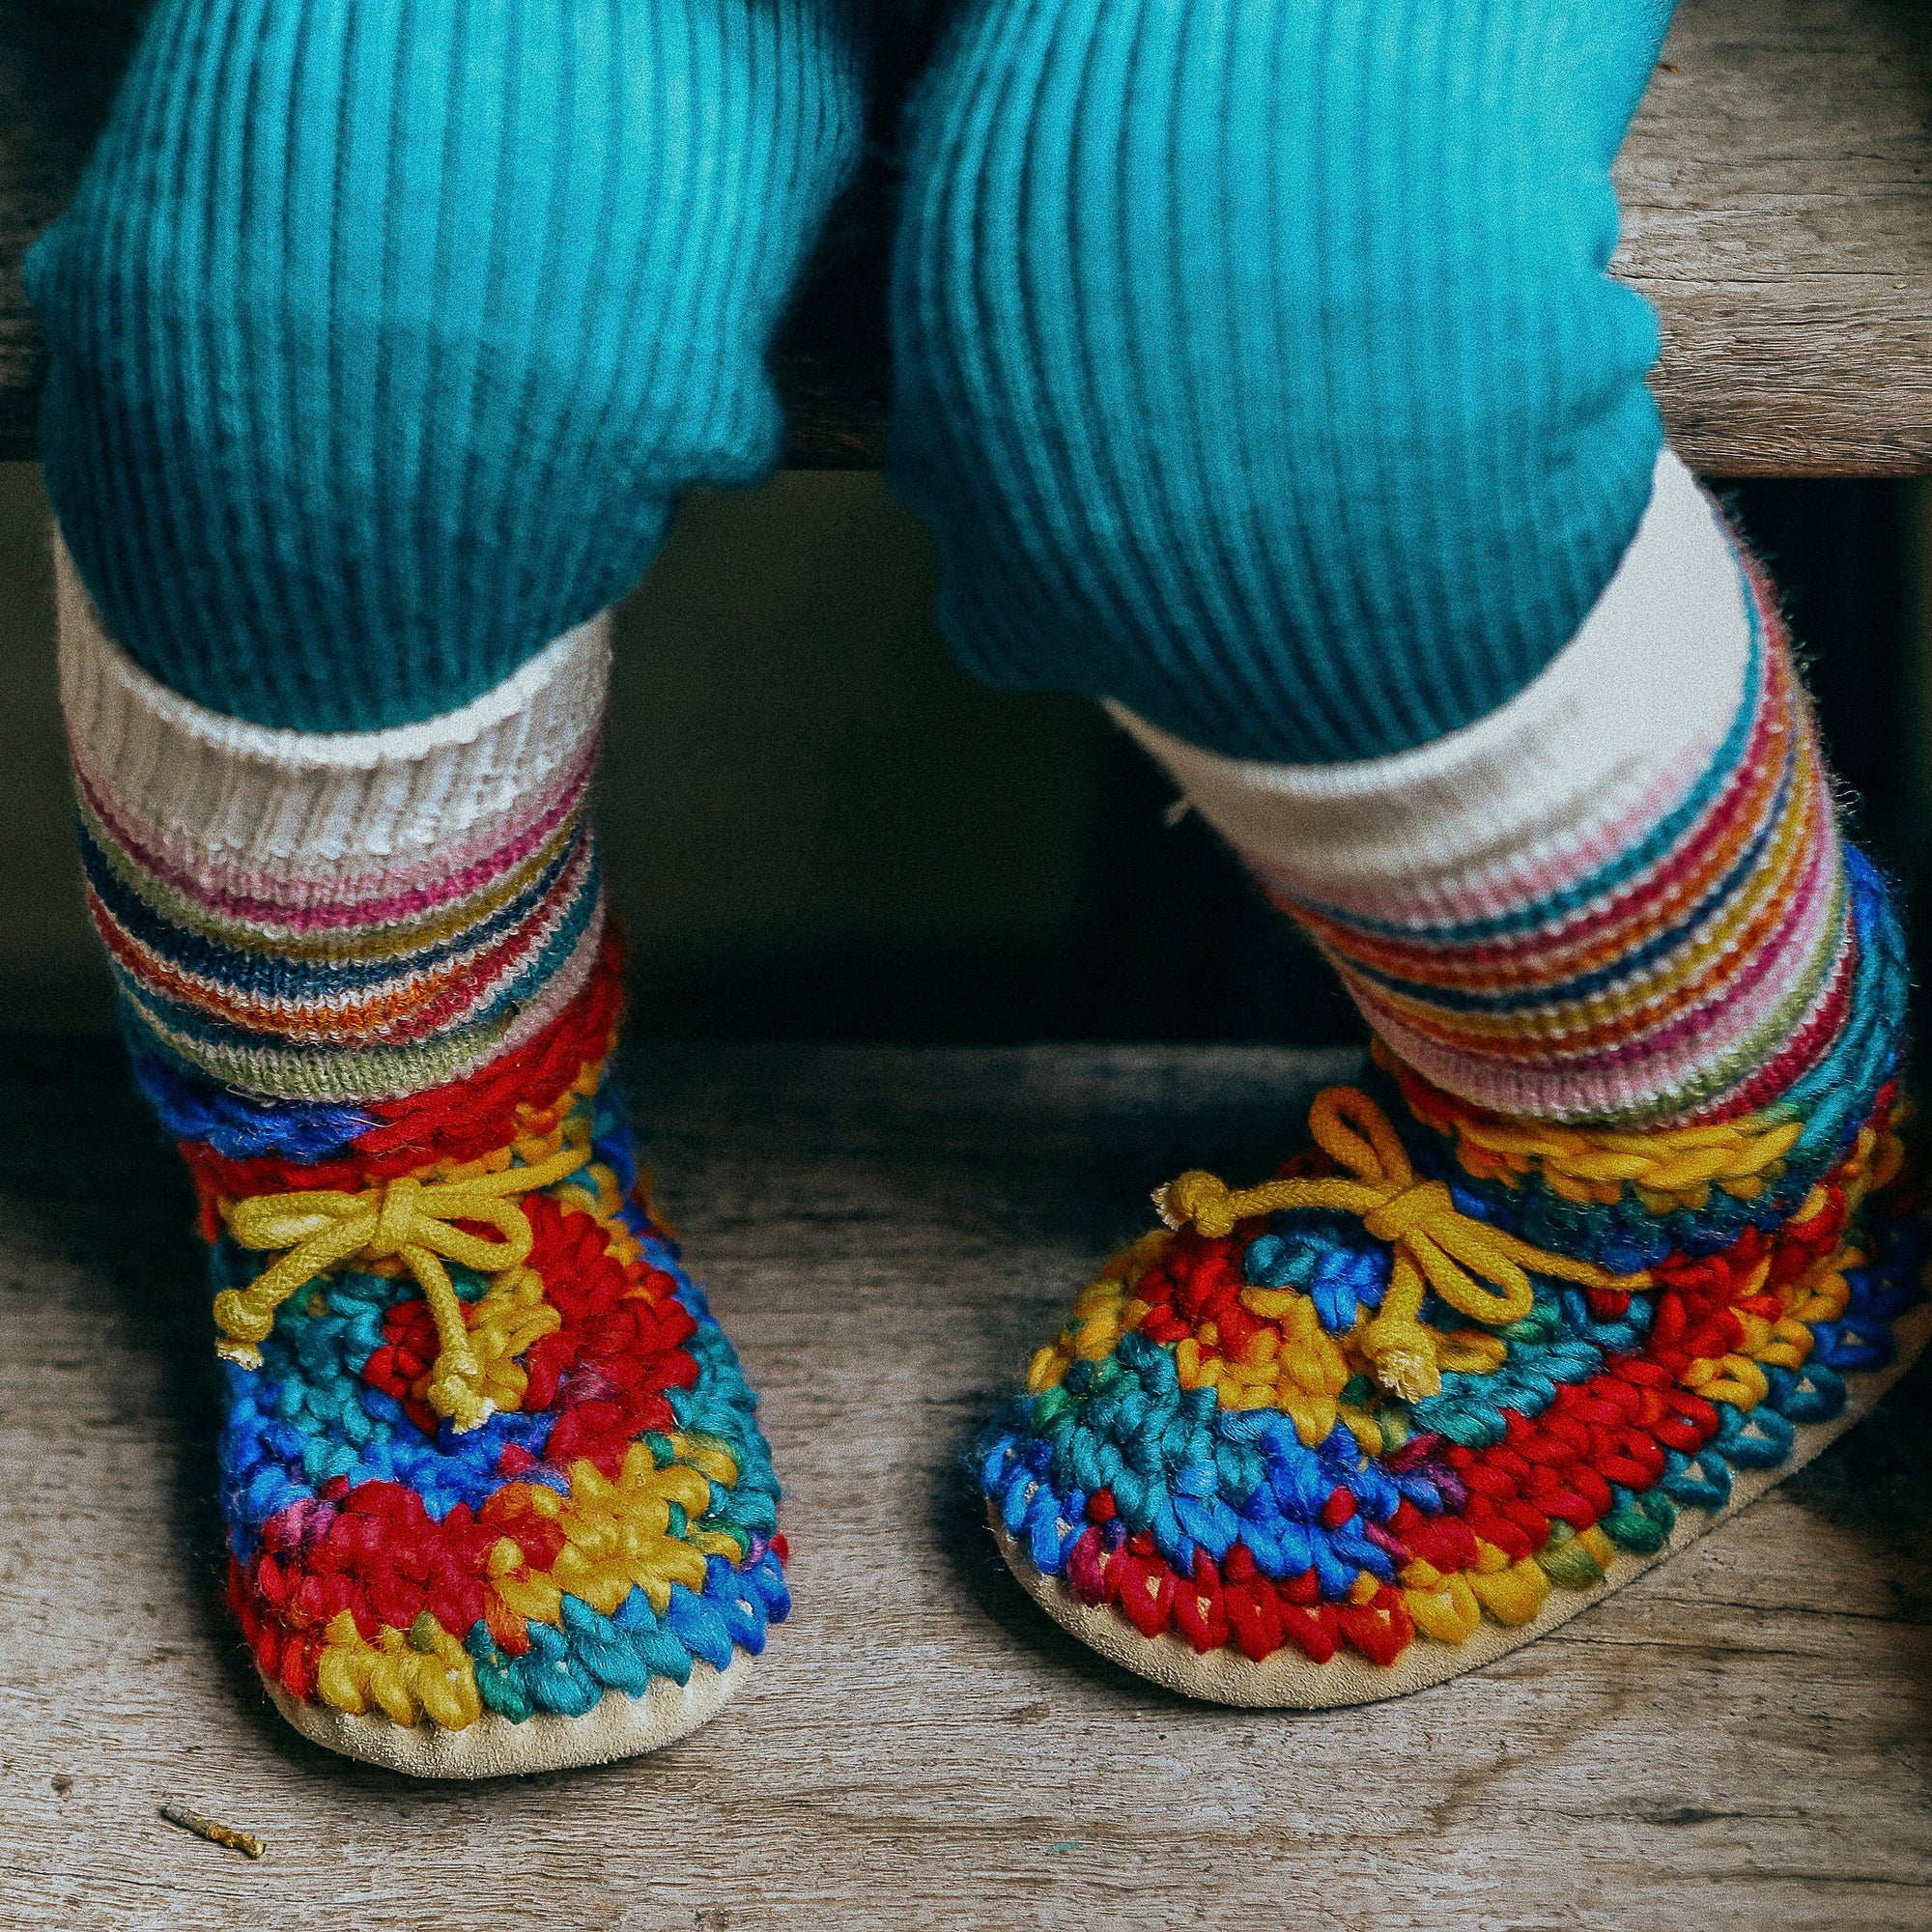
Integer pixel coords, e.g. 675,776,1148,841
215,1143,592,1434
1155,1086,1650,1401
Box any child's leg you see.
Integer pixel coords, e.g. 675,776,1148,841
892,0,1673,763
34,0,860,732
894,0,1923,1699
38,0,864,1773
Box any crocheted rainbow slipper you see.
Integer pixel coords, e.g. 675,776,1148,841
168,940,789,1776
979,872,1929,1705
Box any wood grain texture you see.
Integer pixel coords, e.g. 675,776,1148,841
2,1036,1929,1932
0,0,1922,473
1614,0,1932,475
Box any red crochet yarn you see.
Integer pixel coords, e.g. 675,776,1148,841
359,1193,699,1464
1036,1129,1889,1662
237,1194,706,1699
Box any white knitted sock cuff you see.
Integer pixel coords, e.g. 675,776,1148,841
1107,449,1751,923
56,530,611,883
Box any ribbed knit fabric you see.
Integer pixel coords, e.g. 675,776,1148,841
27,0,865,733
1116,454,1866,1129
58,540,611,1104
890,0,1676,762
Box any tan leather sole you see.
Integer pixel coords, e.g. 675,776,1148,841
992,1296,1932,1709
265,1649,752,1777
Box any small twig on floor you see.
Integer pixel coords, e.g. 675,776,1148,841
158,1801,266,1860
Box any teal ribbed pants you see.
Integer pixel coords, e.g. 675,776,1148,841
29,0,1674,760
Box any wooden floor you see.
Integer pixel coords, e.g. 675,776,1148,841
2,1038,1929,1930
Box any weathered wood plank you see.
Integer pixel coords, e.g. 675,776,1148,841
1614,0,1932,475
1,1037,1927,1930
0,0,1922,473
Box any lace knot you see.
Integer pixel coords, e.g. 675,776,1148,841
1361,1178,1455,1247
367,1174,424,1261
1151,1086,1649,1401
213,1143,591,1434
1155,1171,1240,1239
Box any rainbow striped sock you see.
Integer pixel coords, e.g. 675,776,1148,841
57,535,609,1104
1115,453,1855,1128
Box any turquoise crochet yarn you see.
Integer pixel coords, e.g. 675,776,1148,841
978,1035,1930,1702
28,0,866,732
890,0,1678,761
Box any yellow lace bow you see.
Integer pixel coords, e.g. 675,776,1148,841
1155,1086,1650,1401
215,1143,592,1433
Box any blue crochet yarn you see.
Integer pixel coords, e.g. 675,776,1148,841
219,1226,780,1546
466,1549,789,1720
1408,1281,1655,1451
128,1033,375,1160
981,1331,1421,1597
979,1124,1929,1631
128,983,651,1171
1243,1218,1391,1334
218,1208,787,1713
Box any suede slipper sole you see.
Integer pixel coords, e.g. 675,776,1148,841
265,1649,752,1777
990,1297,1932,1710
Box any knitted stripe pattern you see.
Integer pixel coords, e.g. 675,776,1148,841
57,539,608,1103
979,857,1922,1672
185,939,788,1730
1115,455,1848,1129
